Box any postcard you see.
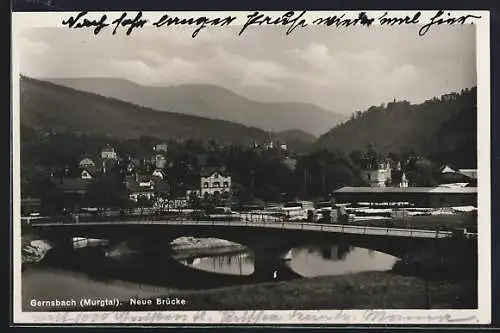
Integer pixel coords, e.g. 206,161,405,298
11,9,491,325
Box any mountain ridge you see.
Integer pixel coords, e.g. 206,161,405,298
41,77,346,137
19,76,316,151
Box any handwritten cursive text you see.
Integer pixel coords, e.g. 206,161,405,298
419,10,482,36
239,11,308,36
61,11,109,35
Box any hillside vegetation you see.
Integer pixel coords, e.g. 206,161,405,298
314,88,477,168
20,76,314,151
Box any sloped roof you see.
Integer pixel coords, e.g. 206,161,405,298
125,174,169,194
152,169,167,177
81,165,99,176
52,178,92,193
459,169,477,180
438,183,469,188
101,144,115,152
79,158,95,167
200,167,230,177
334,186,476,194
441,165,457,174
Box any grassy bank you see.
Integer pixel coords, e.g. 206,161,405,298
139,271,477,310
38,271,476,311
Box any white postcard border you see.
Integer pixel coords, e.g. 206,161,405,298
11,10,492,325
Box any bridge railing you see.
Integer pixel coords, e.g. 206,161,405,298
31,219,455,239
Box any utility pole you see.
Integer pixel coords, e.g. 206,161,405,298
321,161,326,199
424,279,431,309
250,170,255,195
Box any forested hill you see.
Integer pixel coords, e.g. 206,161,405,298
19,76,315,151
314,88,477,168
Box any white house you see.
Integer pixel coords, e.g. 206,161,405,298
152,168,166,179
441,165,457,174
200,167,232,197
399,172,409,188
80,169,94,180
155,154,167,169
80,164,98,180
154,142,168,153
264,141,275,150
361,161,392,188
101,144,118,160
125,174,169,202
79,158,95,169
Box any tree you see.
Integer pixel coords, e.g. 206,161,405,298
136,196,154,215
349,150,364,167
234,186,254,206
84,176,130,212
255,184,282,203
187,192,202,210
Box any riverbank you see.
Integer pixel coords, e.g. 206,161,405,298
21,230,246,265
25,270,476,311
21,233,52,266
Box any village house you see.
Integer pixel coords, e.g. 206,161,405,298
152,168,167,180
123,158,137,174
361,160,392,188
125,173,169,202
101,144,118,160
53,178,91,195
101,144,118,173
154,154,167,169
21,198,42,216
153,142,168,153
263,141,275,150
80,165,98,180
185,186,201,200
79,158,96,169
186,167,232,199
46,175,93,211
458,169,477,181
439,165,477,186
399,172,409,188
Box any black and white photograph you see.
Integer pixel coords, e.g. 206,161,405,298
12,10,491,325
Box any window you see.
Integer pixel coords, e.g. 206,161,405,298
367,174,371,181
223,182,229,188
214,173,219,179
213,182,220,188
203,182,209,188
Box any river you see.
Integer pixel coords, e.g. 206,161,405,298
177,245,397,277
21,238,398,310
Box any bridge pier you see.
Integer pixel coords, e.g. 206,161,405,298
49,235,77,252
248,243,302,281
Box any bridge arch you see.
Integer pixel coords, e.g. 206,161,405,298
30,220,447,260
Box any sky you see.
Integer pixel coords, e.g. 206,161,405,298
18,24,476,115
